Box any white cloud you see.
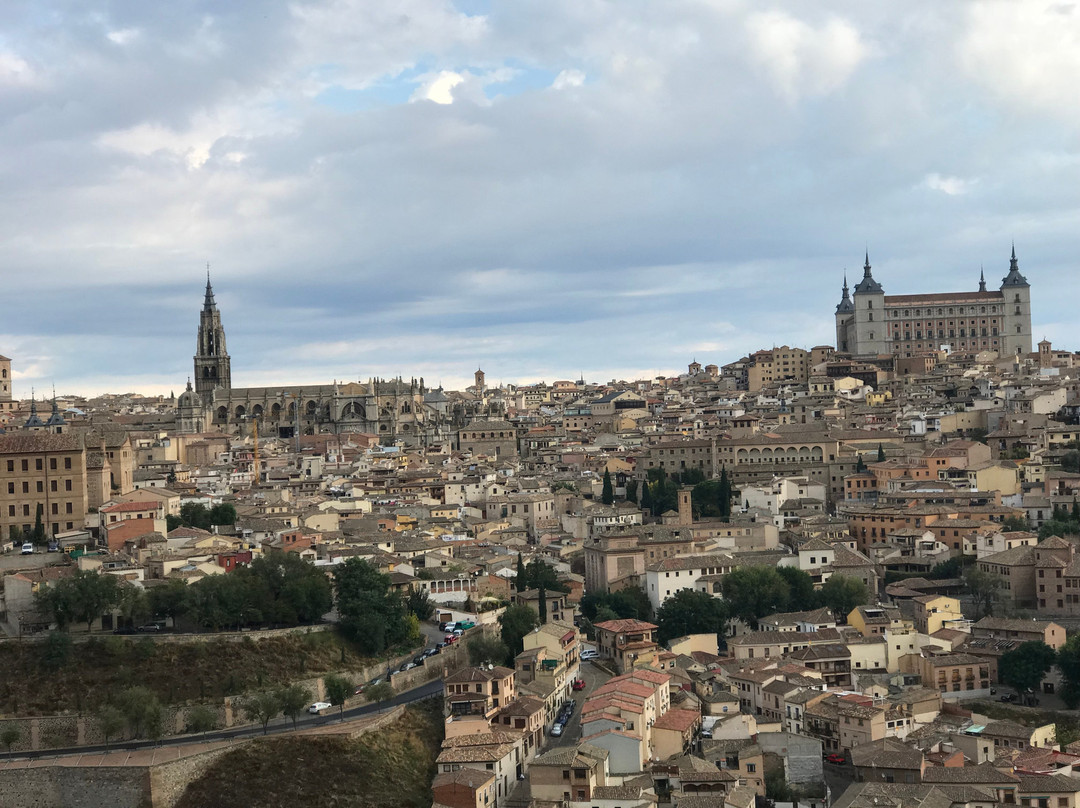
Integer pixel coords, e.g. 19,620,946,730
0,52,36,86
106,28,140,46
746,11,868,100
411,70,465,104
551,69,585,89
960,1,1080,118
922,173,973,195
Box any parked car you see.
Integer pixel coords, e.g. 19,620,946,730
571,678,586,691
825,753,846,765
308,702,331,714
1001,693,1017,702
580,649,599,660
452,629,464,637
20,542,34,555
137,623,162,632
353,684,366,695
458,621,476,630
549,723,564,737
404,662,417,671
413,655,426,665
444,634,458,644
435,642,446,650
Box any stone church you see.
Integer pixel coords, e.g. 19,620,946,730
176,275,494,445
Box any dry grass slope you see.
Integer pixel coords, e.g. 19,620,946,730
0,630,387,715
174,700,445,808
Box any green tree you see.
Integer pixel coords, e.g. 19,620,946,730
179,503,212,530
165,514,183,532
1039,519,1080,540
32,503,46,545
1002,515,1032,532
625,479,638,504
819,575,869,621
538,582,547,624
406,588,434,621
593,605,618,624
37,569,122,632
276,683,313,731
964,566,1002,619
1057,718,1080,749
722,566,790,630
98,705,126,750
877,443,886,462
601,469,614,505
241,690,280,734
334,558,414,653
1,725,21,753
468,634,511,667
640,478,653,515
1062,451,1080,473
999,641,1056,696
323,673,353,721
765,768,792,802
119,686,163,739
185,704,218,738
1061,635,1080,708
655,589,730,646
499,603,540,657
40,631,73,672
365,682,395,710
516,553,527,592
209,503,237,527
777,567,818,611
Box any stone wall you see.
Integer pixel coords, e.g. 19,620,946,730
0,766,151,808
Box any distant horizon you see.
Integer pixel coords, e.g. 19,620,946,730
1,2,1076,399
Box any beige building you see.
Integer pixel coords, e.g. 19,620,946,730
1,433,91,539
456,419,518,459
911,595,965,634
747,346,810,392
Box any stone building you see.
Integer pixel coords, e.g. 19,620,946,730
0,433,91,538
835,248,1032,358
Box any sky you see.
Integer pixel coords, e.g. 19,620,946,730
1,0,1079,398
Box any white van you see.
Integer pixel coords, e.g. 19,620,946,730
20,542,34,555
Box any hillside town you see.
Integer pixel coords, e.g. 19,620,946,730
5,261,1080,808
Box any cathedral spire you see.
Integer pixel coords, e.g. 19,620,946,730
203,264,217,312
1001,243,1029,288
836,270,854,313
979,266,986,292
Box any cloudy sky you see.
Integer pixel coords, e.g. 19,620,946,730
1,1,1078,397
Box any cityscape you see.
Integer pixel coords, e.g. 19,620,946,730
3,2,1080,808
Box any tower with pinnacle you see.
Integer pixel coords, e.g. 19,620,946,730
193,270,232,402
834,246,1032,358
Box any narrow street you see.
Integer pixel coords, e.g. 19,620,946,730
550,659,612,748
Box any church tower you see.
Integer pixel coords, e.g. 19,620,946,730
851,252,888,356
999,245,1032,357
193,271,231,402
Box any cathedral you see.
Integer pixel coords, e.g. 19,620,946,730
834,247,1032,359
176,275,492,444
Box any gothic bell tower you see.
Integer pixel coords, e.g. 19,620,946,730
193,270,231,402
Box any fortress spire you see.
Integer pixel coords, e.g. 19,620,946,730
979,266,986,292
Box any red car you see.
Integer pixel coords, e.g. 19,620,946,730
571,678,586,691
444,634,458,644
825,753,846,765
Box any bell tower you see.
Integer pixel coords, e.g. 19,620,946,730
193,269,232,402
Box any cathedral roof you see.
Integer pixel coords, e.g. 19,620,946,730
1001,245,1029,288
852,252,883,295
836,273,854,313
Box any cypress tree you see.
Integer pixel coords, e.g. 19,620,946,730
516,553,527,592
641,481,653,515
719,468,732,519
877,443,886,462
602,469,614,505
538,582,547,624
1073,499,1080,524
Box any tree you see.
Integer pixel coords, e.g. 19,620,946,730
640,479,653,515
655,589,730,646
877,443,886,462
166,514,183,532
185,704,218,738
40,631,73,672
241,690,280,734
468,635,511,667
855,455,867,473
323,673,353,721
98,705,126,750
179,503,212,531
209,502,237,527
365,682,395,710
625,479,638,504
819,575,869,621
722,567,790,630
601,469,614,505
1062,451,1080,473
964,566,1002,619
32,503,45,545
406,589,434,621
1,725,20,753
334,558,415,653
36,569,121,632
516,553,527,593
538,582,547,624
765,768,792,803
119,686,163,739
1002,516,1032,532
499,604,539,657
276,683,312,731
1039,519,1080,540
1061,635,1080,708
999,641,1056,696
777,567,818,611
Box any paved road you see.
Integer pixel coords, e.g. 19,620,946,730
0,550,66,572
550,660,612,748
0,678,444,762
